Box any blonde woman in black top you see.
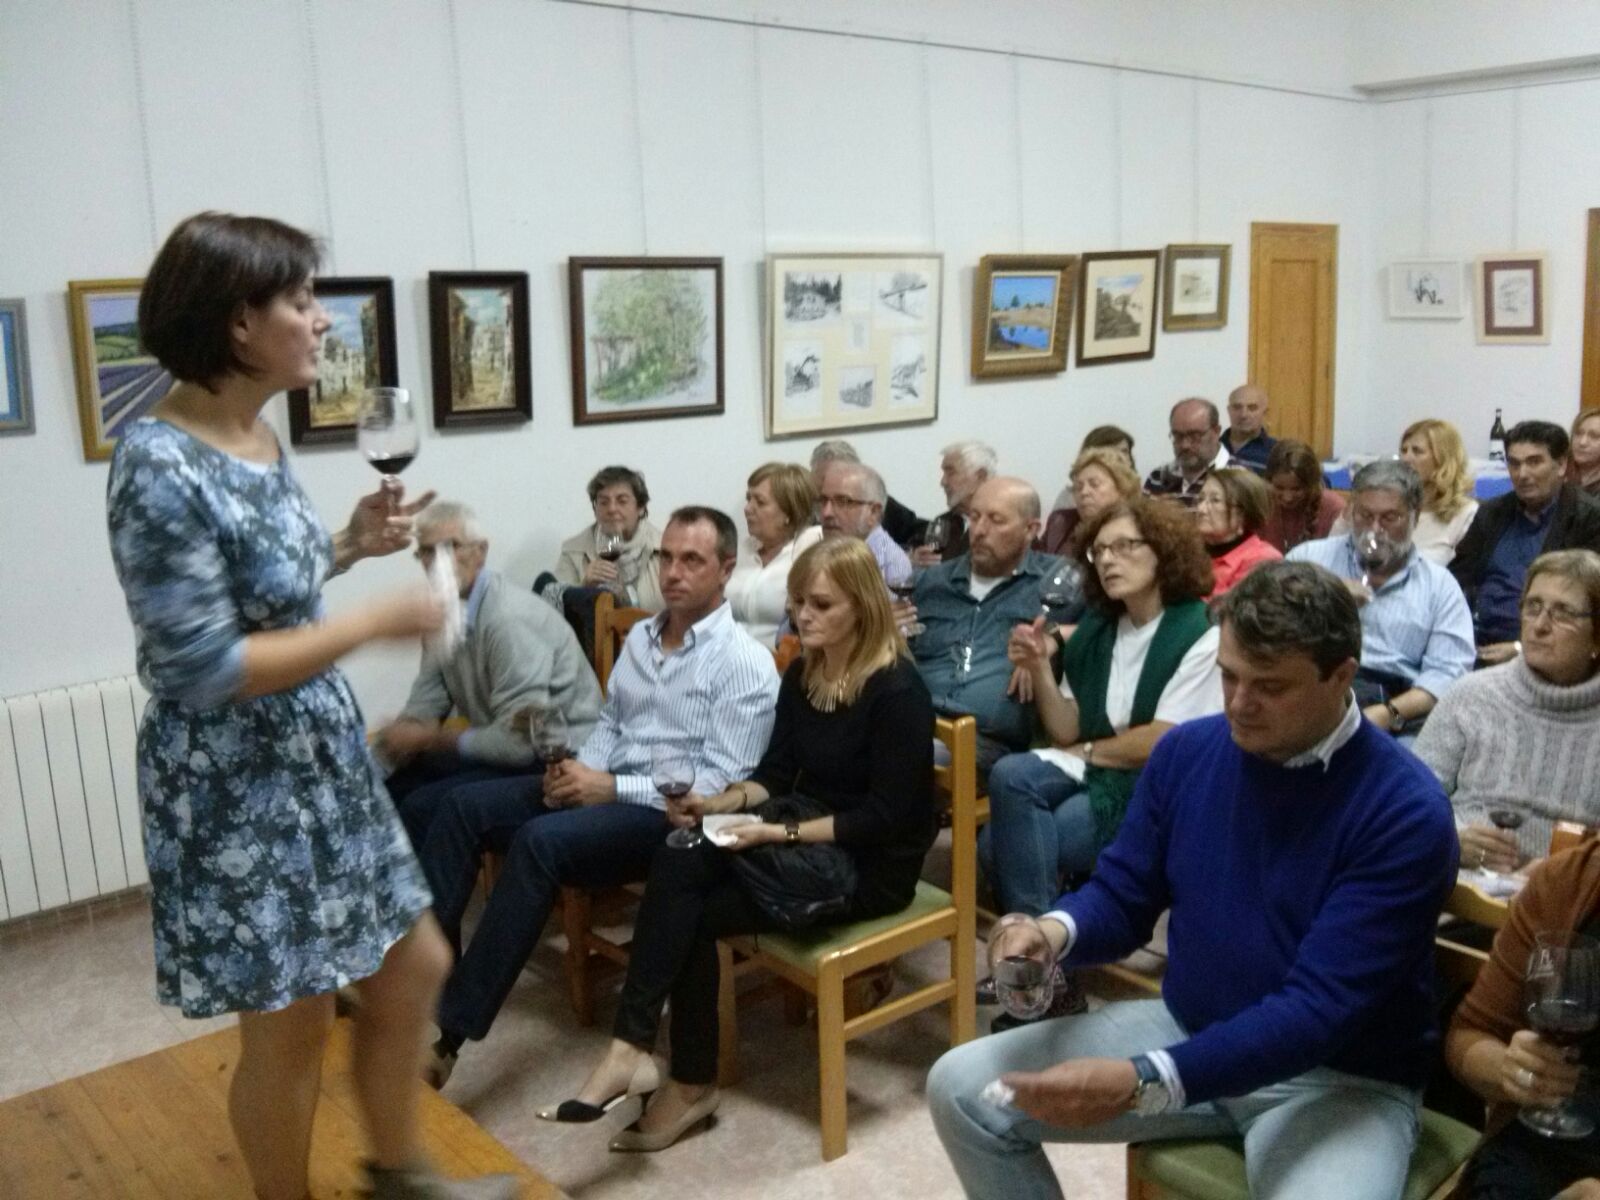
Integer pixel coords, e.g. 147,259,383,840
545,537,935,1150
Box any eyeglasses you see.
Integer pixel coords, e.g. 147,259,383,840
1169,429,1213,444
415,539,457,562
1521,598,1595,629
817,493,868,510
1088,537,1150,564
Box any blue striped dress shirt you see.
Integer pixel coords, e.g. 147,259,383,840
578,600,779,807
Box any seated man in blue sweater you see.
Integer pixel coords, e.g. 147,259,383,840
928,561,1458,1200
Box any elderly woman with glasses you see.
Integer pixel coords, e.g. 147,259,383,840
1193,468,1283,599
1416,549,1600,873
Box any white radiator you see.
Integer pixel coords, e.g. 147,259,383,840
0,675,150,921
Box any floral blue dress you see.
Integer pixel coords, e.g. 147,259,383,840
106,418,431,1018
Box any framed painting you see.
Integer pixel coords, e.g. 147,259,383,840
765,251,943,438
1386,259,1464,320
568,256,724,426
286,277,398,446
427,270,532,428
970,254,1077,379
68,278,173,462
1476,253,1549,344
1163,244,1231,331
1076,251,1160,366
0,298,34,436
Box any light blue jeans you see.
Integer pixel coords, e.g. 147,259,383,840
927,999,1421,1200
979,751,1100,916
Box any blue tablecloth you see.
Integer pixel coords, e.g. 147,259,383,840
1322,463,1512,500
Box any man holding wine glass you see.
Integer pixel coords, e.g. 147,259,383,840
377,500,603,848
415,507,778,1089
554,465,664,611
1288,459,1475,738
907,440,997,567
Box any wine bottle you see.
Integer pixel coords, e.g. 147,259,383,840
1489,408,1507,463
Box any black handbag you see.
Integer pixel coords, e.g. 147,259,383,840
728,794,858,932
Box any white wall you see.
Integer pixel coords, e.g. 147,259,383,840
0,0,1371,713
1354,1,1600,86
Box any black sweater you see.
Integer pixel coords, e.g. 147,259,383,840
1450,482,1600,602
750,656,935,918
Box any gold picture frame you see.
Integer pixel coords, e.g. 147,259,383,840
1162,244,1231,331
67,278,173,462
970,254,1078,379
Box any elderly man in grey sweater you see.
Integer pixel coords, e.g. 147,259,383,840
379,501,602,846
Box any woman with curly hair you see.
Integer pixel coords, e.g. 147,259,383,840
978,499,1223,1020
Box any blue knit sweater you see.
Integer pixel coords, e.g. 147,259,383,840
1059,714,1458,1104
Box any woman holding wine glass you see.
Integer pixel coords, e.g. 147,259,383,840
555,465,664,610
107,214,515,1200
1416,549,1600,874
1446,839,1600,1197
726,461,822,646
556,537,934,1151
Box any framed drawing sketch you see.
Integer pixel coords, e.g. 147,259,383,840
1163,244,1230,331
1387,259,1464,319
568,257,724,426
970,254,1077,379
0,298,34,436
68,278,174,462
286,277,398,446
1476,254,1549,344
427,271,532,428
1077,251,1160,366
765,252,942,438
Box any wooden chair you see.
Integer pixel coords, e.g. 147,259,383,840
714,714,979,1161
593,591,651,696
1124,881,1507,1200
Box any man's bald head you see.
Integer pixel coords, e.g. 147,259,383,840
967,476,1042,576
1227,384,1269,440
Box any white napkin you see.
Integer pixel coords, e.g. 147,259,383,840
425,547,465,661
703,813,761,847
1458,867,1526,899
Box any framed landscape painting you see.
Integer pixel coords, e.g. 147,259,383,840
1387,259,1464,320
765,252,942,438
1076,251,1160,366
0,298,34,436
1476,253,1549,344
68,278,173,461
970,254,1077,379
287,277,398,446
427,271,532,428
1163,244,1230,331
568,256,724,426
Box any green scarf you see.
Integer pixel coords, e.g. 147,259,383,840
1059,599,1212,851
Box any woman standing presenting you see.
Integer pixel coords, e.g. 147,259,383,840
107,213,514,1200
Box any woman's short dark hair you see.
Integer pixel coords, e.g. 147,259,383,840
1206,468,1272,535
1213,561,1362,678
1263,439,1325,512
1082,424,1135,455
139,212,322,388
1506,420,1570,461
1076,498,1214,613
586,465,650,511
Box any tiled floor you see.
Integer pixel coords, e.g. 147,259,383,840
0,892,1127,1199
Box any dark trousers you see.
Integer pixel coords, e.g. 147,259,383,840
385,748,531,849
1458,1116,1600,1199
613,841,785,1086
420,773,668,1042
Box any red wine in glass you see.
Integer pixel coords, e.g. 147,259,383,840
367,452,414,475
1527,997,1599,1047
357,387,420,491
890,580,923,637
1521,930,1600,1139
653,746,700,849
1490,809,1526,833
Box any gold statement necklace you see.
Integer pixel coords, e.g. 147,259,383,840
806,670,850,714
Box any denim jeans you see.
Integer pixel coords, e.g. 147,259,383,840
979,752,1099,916
927,998,1421,1200
385,748,532,849
418,773,668,1042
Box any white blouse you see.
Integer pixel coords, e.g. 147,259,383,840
725,525,824,647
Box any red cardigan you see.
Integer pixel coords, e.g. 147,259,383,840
1261,490,1345,553
1206,534,1282,599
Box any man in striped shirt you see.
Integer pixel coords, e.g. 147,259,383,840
417,507,780,1085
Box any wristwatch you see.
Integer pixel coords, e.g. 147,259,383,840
1129,1054,1170,1117
784,820,801,845
1382,700,1407,735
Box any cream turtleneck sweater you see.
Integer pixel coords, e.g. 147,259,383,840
1414,656,1600,857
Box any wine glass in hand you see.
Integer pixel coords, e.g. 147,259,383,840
987,915,1056,1020
1040,562,1080,622
1480,809,1526,880
1521,930,1600,1139
531,708,572,768
921,515,952,563
1353,529,1386,590
890,579,922,637
653,745,700,849
358,387,420,500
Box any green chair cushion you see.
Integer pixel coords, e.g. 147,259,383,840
746,880,952,972
1133,1107,1480,1200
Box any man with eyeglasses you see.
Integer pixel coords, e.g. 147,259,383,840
1286,460,1474,737
377,500,603,846
1144,398,1238,507
816,460,912,589
1449,420,1600,665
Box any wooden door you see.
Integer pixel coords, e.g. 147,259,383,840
1249,223,1337,457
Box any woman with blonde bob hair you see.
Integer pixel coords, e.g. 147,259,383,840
562,537,935,1151
1039,446,1143,555
1399,418,1478,564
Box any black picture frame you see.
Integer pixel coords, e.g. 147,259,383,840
427,270,533,429
286,276,398,446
